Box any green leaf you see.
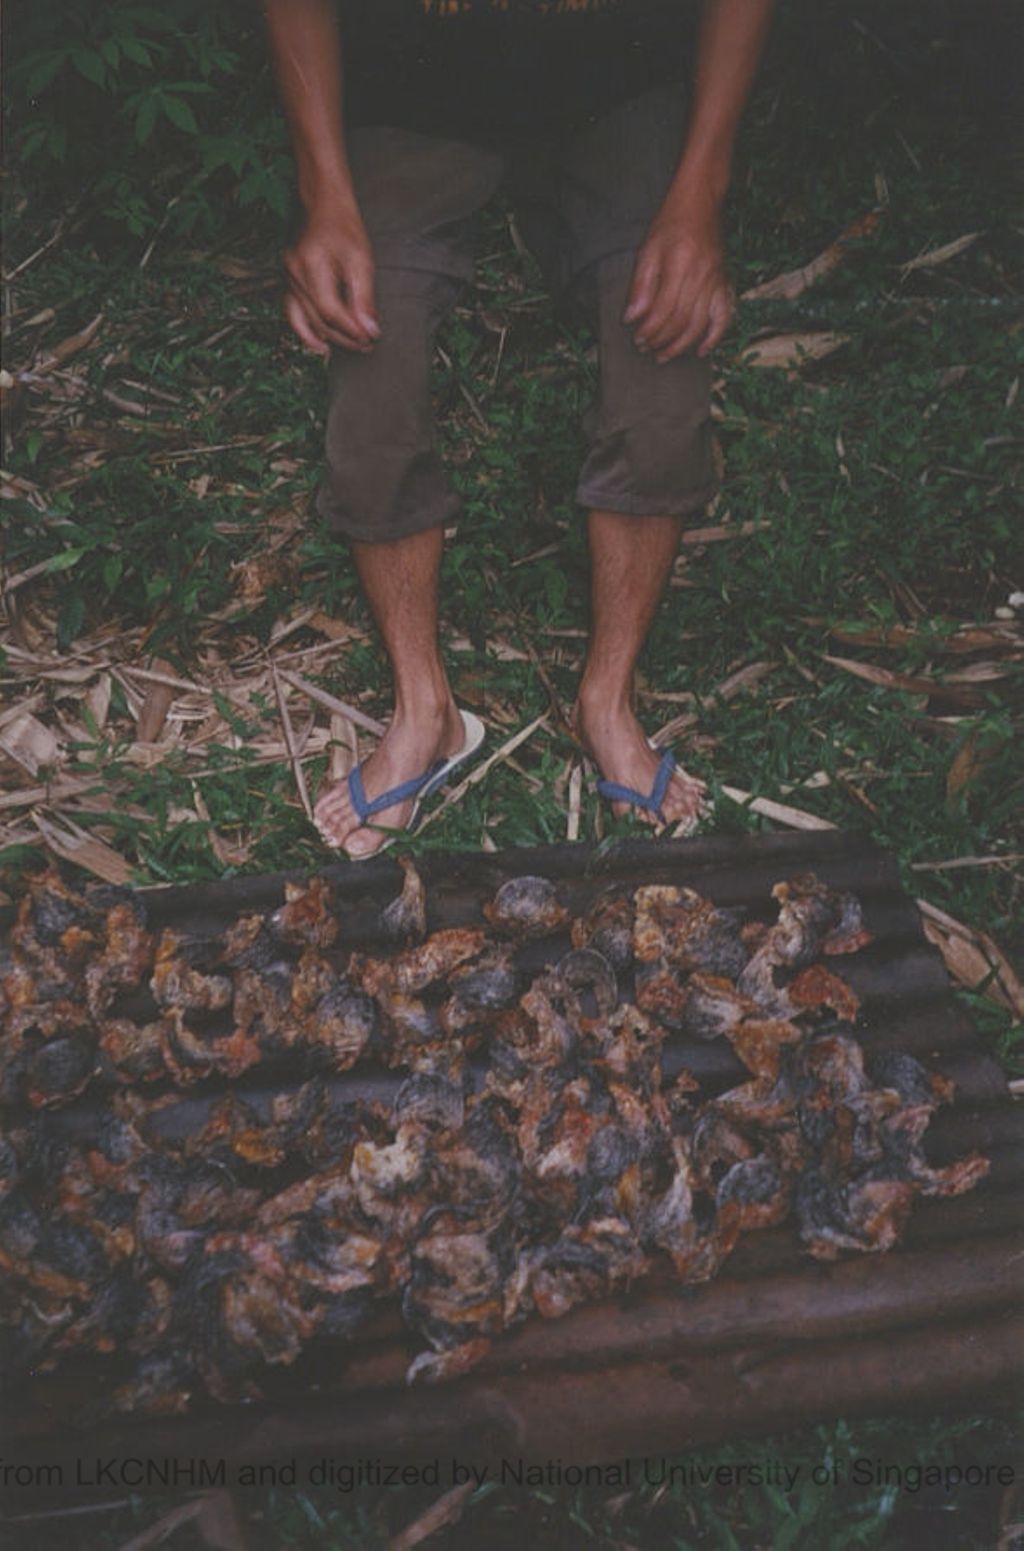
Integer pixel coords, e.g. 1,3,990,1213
57,590,86,651
119,38,154,68
72,48,107,87
134,95,158,144
45,546,87,574
161,93,199,134
24,51,67,98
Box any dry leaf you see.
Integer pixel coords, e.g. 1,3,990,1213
900,232,980,276
84,672,112,731
31,810,132,884
742,209,884,301
0,713,62,776
741,332,850,370
191,785,251,868
36,311,104,369
822,655,986,708
943,660,1018,683
230,549,297,604
946,727,1010,803
810,618,1023,655
135,657,179,743
918,898,1024,1020
307,608,362,642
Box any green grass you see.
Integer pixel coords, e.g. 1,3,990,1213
1,0,1021,1546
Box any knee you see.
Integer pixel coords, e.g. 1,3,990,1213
318,269,462,544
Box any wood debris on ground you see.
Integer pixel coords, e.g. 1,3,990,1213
742,209,885,302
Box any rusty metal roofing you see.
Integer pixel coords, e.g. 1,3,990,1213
2,829,1021,1502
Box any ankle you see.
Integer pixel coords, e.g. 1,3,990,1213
576,677,632,722
392,679,456,723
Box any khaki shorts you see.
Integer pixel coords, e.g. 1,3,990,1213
316,84,719,544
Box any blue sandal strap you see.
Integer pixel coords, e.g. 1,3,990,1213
597,750,677,819
347,758,446,824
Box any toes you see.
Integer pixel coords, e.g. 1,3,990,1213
316,789,352,823
344,824,389,860
314,791,360,849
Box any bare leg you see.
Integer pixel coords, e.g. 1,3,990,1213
572,509,707,828
314,526,464,857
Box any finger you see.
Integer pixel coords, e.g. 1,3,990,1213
633,247,692,345
697,287,735,357
345,249,380,338
300,251,374,344
284,291,329,357
285,290,368,356
623,245,661,325
637,271,690,351
656,299,710,363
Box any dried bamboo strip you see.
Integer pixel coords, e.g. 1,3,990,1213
567,761,582,842
271,665,313,821
720,785,838,830
277,669,386,736
416,714,547,833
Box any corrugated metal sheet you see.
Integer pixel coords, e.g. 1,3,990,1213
2,829,1020,1501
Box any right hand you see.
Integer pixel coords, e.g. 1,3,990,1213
283,204,380,356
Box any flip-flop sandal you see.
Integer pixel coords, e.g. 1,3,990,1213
597,748,711,834
317,710,486,858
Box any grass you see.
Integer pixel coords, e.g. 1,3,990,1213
1,0,1021,1545
6,1411,1020,1550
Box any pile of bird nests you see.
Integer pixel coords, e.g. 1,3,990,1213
0,865,987,1413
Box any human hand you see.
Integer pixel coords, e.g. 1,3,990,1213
283,204,379,356
624,202,734,364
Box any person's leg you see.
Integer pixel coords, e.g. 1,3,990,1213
574,510,707,828
572,246,717,826
312,268,466,855
312,129,503,855
533,89,719,825
313,525,465,856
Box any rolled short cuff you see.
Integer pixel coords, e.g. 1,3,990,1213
315,458,461,545
575,478,720,520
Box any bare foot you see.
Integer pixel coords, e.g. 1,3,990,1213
314,699,465,858
572,691,709,831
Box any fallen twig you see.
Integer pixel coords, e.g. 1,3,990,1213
386,1481,475,1551
278,669,386,736
417,712,547,832
567,760,583,842
271,664,313,821
680,518,770,544
742,209,884,302
720,785,837,831
910,853,1024,872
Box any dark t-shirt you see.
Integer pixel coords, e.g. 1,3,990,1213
339,0,700,143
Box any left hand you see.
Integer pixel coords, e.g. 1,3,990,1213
624,205,734,363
